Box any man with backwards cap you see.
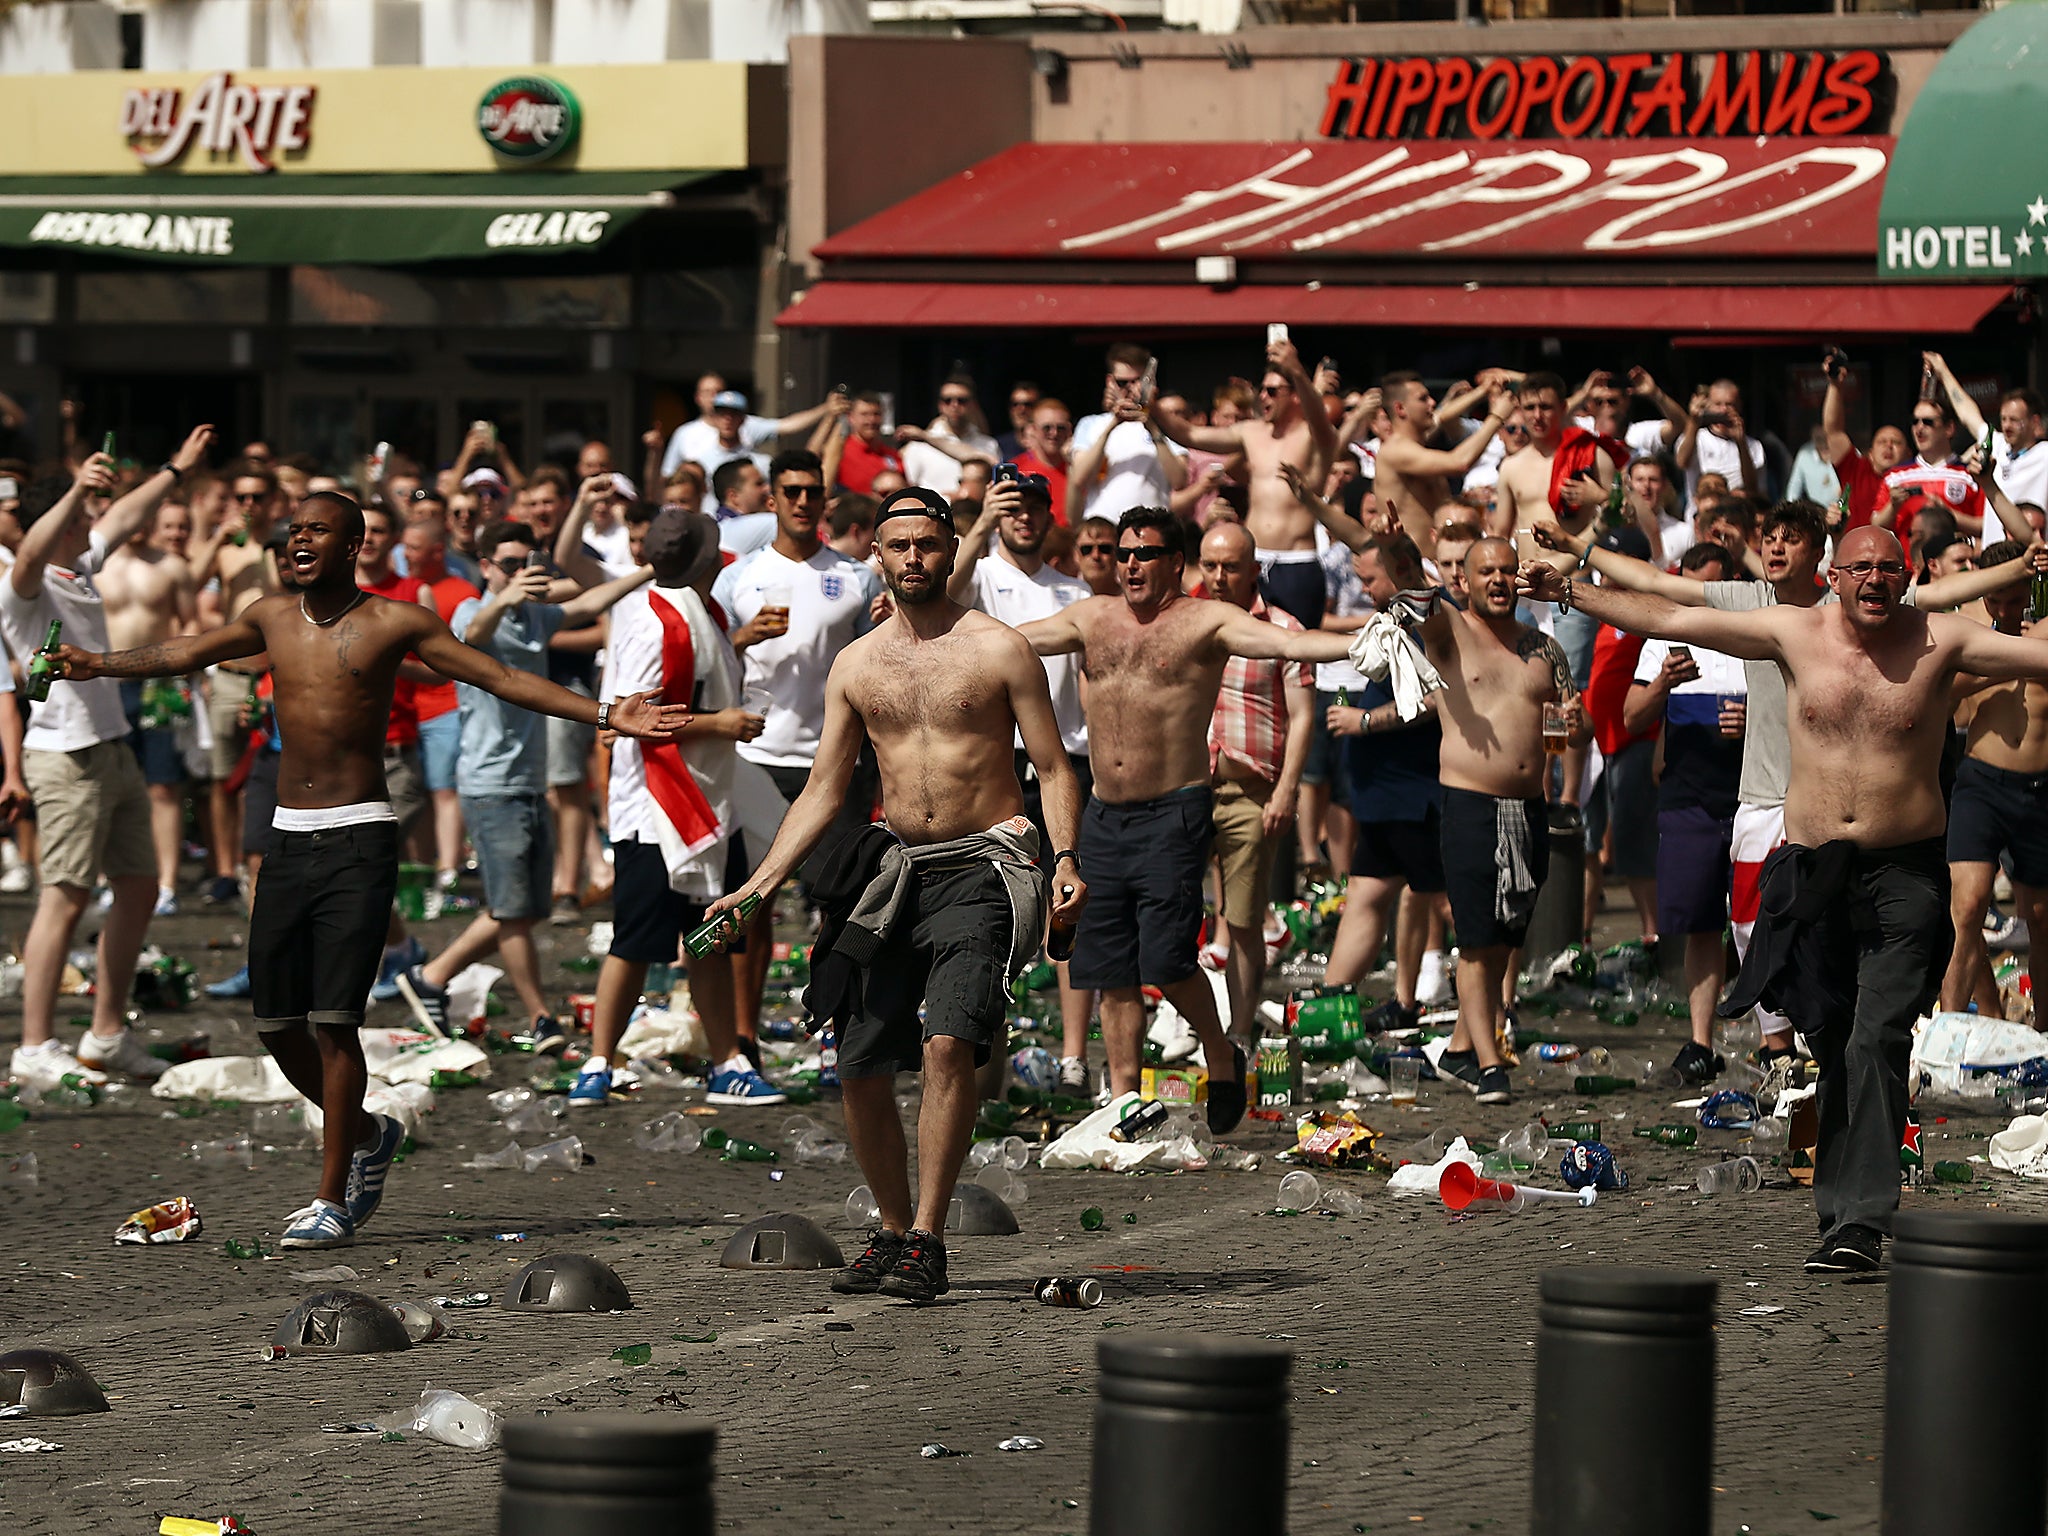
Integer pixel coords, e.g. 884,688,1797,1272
702,485,1087,1305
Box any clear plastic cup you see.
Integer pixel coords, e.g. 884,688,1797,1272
487,1087,535,1116
1388,1056,1420,1105
845,1184,880,1227
1277,1170,1321,1212
189,1135,254,1170
521,1136,583,1174
1319,1186,1367,1216
1695,1156,1762,1195
792,1131,849,1164
781,1113,825,1145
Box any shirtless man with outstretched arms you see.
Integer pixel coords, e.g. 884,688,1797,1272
55,491,687,1250
1371,371,1516,556
702,485,1086,1306
1520,526,2048,1275
1151,338,1339,632
1016,506,1355,1119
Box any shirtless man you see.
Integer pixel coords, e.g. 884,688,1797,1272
1151,338,1339,632
1371,371,1516,556
1408,538,1586,1105
702,485,1086,1305
191,459,281,903
1519,526,2048,1274
1942,539,2048,1014
101,501,200,911
1017,506,1355,1118
55,491,686,1250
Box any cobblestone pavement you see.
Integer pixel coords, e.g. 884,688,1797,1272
1,893,2038,1535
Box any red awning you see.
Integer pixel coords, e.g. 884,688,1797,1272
777,281,2011,337
813,138,1894,264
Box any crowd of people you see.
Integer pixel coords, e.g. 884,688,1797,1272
3,332,2045,1286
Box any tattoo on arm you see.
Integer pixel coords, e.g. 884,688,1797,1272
99,642,176,678
1517,630,1573,698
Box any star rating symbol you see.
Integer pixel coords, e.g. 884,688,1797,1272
2021,230,2037,259
2029,195,2048,226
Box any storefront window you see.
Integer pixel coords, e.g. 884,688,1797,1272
642,267,756,334
458,399,526,472
0,274,56,326
286,394,360,477
290,268,629,330
371,398,442,479
76,271,267,326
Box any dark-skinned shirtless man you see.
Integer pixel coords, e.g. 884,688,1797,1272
703,486,1087,1304
1520,525,2048,1274
55,491,687,1249
1016,506,1357,1121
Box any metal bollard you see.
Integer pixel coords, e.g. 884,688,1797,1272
1522,801,1586,963
1532,1267,1715,1536
1883,1210,2048,1535
1091,1331,1292,1536
501,1413,716,1536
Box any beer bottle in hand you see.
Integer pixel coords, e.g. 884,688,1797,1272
26,621,61,702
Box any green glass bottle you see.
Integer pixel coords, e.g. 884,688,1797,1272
719,1137,777,1163
1554,1119,1602,1143
700,1127,730,1151
1080,1207,1106,1231
684,893,761,959
25,621,61,703
1932,1160,1974,1185
1573,1074,1633,1097
1633,1124,1698,1148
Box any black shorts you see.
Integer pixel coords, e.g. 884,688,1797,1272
1948,757,2048,888
1440,787,1549,951
840,859,1017,1079
607,837,742,965
1351,805,1445,892
249,820,399,1029
1257,556,1325,634
1015,749,1092,858
1068,786,1214,991
765,755,878,890
243,745,280,859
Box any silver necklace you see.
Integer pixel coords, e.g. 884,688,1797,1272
299,589,365,627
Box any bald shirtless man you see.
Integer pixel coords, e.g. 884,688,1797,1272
1372,371,1516,556
1411,537,1586,1105
55,491,687,1250
1018,506,1356,1122
1520,525,2048,1274
1152,338,1339,632
703,485,1086,1305
102,501,199,911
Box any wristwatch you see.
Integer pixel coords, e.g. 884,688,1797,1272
159,460,183,482
1053,849,1080,873
596,701,612,731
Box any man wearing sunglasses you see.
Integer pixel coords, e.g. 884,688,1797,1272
1519,523,2048,1277
1018,506,1356,1131
899,375,997,498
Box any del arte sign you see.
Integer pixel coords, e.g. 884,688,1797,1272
477,77,581,162
122,74,315,174
1321,50,1882,142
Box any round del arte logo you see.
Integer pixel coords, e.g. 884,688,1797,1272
477,76,580,161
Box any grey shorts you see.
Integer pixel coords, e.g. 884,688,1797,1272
547,679,596,788
1584,736,1659,881
462,792,555,922
384,742,425,839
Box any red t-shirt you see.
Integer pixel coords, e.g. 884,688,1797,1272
1016,451,1072,526
415,573,481,723
1832,446,1889,531
360,569,421,745
837,433,904,495
1587,622,1656,758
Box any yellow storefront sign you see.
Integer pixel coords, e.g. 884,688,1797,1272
0,62,754,178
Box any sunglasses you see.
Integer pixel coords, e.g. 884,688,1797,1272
1077,542,1115,557
1259,385,1289,396
1117,545,1176,564
232,490,267,503
492,557,534,575
1035,423,1071,437
940,394,972,405
1912,416,1944,428
777,483,826,501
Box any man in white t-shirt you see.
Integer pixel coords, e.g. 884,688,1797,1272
1677,378,1768,515
1924,355,2048,517
948,472,1095,1094
899,376,999,497
711,447,881,1053
1068,342,1187,524
2,426,213,1091
1572,367,1687,466
660,375,839,484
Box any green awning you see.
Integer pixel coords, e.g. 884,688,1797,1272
1878,2,2048,281
0,170,705,266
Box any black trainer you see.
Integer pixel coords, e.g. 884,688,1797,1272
1206,1043,1248,1135
1436,1049,1482,1093
1671,1040,1726,1088
831,1229,905,1295
1805,1225,1884,1276
1365,999,1418,1033
878,1228,950,1303
1476,1065,1513,1105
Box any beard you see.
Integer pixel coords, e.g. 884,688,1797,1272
999,524,1046,558
887,569,948,606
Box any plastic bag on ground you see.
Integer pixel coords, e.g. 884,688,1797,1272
1990,1115,2048,1179
1385,1135,1481,1197
617,1005,710,1065
357,1027,440,1076
379,1387,498,1449
1039,1091,1210,1173
1912,1012,2048,1102
442,963,503,1038
301,1080,435,1142
377,1038,490,1087
151,1055,300,1103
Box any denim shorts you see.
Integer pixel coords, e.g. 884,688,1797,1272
418,711,461,793
461,792,554,923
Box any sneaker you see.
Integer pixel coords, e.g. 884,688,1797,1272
1149,1008,1200,1065
523,1014,567,1055
878,1228,950,1303
735,1035,764,1074
549,894,581,927
1056,1056,1090,1096
1672,1041,1726,1088
279,1199,355,1250
567,1063,612,1109
9,1039,107,1091
705,1060,788,1106
153,888,179,918
205,965,251,1000
1476,1065,1513,1105
0,843,29,893
75,1027,169,1082
1365,999,1418,1033
1436,1048,1482,1094
832,1229,905,1295
1197,939,1229,972
369,935,426,1003
344,1113,405,1230
1755,1050,1798,1110
201,874,240,907
1984,907,2021,947
1805,1224,1884,1276
1206,1044,1248,1136
394,966,450,1038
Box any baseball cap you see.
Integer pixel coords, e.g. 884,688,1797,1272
712,390,749,412
643,506,716,581
875,486,956,530
461,467,509,493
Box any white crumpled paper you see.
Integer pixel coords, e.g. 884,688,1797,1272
1990,1115,2048,1179
151,1054,300,1103
1384,1135,1481,1197
1038,1092,1210,1173
618,1004,711,1065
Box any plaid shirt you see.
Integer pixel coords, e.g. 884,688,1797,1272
1208,596,1311,783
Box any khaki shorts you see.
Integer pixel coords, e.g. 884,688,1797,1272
1211,775,1278,931
26,741,155,889
207,673,258,779
385,742,426,839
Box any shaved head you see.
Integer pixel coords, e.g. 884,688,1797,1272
1467,535,1515,571
1834,525,1904,567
